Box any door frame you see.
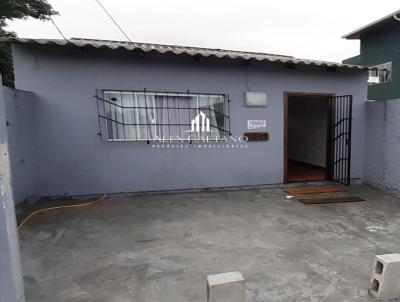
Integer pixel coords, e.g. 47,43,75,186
283,91,335,183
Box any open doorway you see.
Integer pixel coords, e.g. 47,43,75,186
284,93,333,183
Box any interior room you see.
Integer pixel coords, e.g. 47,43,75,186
287,95,330,182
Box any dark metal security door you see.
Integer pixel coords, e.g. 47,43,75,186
328,95,353,185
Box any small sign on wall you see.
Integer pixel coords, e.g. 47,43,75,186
247,120,267,130
245,92,268,107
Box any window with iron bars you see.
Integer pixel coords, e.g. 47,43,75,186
95,90,231,142
368,62,392,85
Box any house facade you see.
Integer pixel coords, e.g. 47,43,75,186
343,11,400,198
343,10,400,101
4,38,368,200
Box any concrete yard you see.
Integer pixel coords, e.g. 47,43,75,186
19,185,400,302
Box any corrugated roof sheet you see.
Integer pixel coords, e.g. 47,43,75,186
343,10,400,39
6,37,368,70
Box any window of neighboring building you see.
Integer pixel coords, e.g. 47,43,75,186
368,62,392,85
96,90,230,141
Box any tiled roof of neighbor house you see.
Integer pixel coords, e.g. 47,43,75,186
343,10,400,39
7,37,368,71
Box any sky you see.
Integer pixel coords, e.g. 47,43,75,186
6,0,400,62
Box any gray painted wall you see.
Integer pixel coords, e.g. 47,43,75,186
3,87,37,204
288,96,328,167
12,44,368,196
0,77,25,302
364,99,400,197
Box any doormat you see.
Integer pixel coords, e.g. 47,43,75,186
285,186,345,196
298,196,365,205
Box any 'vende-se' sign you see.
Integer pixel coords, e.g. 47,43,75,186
247,120,267,130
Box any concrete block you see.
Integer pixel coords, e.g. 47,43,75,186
369,253,400,300
207,271,244,302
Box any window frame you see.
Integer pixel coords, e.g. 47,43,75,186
95,89,231,142
368,61,392,86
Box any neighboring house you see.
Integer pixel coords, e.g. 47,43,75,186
343,10,400,101
343,11,400,197
1,37,369,201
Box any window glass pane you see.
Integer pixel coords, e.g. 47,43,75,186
198,95,209,108
103,91,123,139
100,91,228,141
121,92,134,107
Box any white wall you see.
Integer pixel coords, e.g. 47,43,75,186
364,99,400,197
0,76,26,302
3,87,37,204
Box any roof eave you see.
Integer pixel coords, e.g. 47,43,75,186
5,37,369,71
342,33,360,40
342,10,400,40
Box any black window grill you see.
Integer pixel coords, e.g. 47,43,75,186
95,89,231,142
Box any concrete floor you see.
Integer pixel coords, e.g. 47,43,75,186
19,184,400,302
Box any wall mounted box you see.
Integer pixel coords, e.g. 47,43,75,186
207,271,245,302
369,253,400,300
245,92,267,107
